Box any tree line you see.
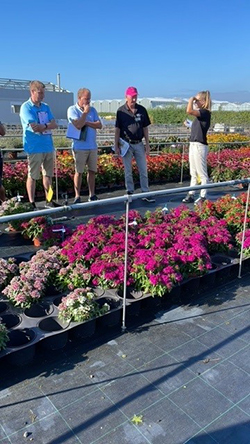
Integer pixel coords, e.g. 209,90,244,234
100,108,250,126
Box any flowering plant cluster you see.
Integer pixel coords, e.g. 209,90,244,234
208,147,250,183
195,192,250,237
60,206,233,296
58,288,110,323
236,230,250,258
3,143,250,198
0,257,18,291
0,322,9,351
21,216,72,247
21,216,53,240
207,133,249,151
57,262,92,291
2,247,62,308
0,194,246,305
0,197,34,230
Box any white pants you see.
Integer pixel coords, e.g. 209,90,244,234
188,142,209,198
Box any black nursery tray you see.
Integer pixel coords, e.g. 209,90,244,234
0,251,244,365
0,291,123,362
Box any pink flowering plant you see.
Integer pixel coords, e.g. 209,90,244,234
21,217,72,247
56,262,92,292
0,257,18,291
199,217,233,254
0,197,34,230
21,216,52,240
236,230,250,258
90,251,133,290
167,232,212,279
60,205,236,296
131,248,182,296
2,247,63,308
58,288,110,323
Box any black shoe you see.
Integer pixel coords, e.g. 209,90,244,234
182,194,195,203
127,191,134,195
73,197,81,204
45,200,60,208
142,197,155,203
31,202,36,209
88,195,98,202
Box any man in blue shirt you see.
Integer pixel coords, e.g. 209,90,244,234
20,80,57,208
67,88,102,203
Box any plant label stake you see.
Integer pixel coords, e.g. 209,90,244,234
53,226,66,242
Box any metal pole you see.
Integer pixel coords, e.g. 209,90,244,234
179,143,186,184
55,148,59,203
121,197,131,332
238,183,250,278
218,144,221,182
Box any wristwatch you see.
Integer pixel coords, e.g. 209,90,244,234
44,123,48,129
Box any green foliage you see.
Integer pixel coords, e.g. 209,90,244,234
99,112,116,117
0,137,23,149
148,106,187,124
53,136,71,148
0,323,9,351
148,107,250,126
211,110,250,126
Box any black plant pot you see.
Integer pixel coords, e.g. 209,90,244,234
180,277,201,303
38,317,69,350
5,325,36,365
24,302,53,318
199,265,217,292
0,301,8,314
162,285,181,308
141,295,162,311
0,313,21,329
7,328,36,348
70,318,96,340
97,297,122,327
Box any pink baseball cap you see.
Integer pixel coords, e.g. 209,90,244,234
125,86,138,97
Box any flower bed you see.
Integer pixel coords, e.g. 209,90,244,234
1,192,250,352
2,196,247,315
3,142,250,198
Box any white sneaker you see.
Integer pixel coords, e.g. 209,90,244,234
194,196,206,205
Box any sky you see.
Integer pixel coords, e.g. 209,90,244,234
1,0,250,102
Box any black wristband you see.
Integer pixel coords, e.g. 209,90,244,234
44,123,48,129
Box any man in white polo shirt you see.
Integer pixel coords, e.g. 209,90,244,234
67,88,102,204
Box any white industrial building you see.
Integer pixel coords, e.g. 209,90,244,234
0,78,74,125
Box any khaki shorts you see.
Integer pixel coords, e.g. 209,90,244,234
27,152,55,180
73,149,98,173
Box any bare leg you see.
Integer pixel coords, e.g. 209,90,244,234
74,172,82,198
0,185,5,202
87,170,96,197
42,175,52,200
26,177,36,203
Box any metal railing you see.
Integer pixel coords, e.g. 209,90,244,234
1,178,250,331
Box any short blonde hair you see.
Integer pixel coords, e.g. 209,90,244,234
29,80,45,91
198,90,212,111
77,88,91,99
